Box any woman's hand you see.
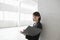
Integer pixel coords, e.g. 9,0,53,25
20,29,25,33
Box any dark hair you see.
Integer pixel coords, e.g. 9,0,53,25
33,11,41,22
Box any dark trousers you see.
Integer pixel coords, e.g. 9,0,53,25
28,37,39,40
26,33,40,40
28,38,39,40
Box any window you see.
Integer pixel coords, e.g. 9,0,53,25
0,0,38,27
0,0,19,27
4,11,18,22
20,13,33,26
0,11,3,20
20,0,38,26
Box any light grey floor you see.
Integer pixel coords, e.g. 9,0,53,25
0,27,27,40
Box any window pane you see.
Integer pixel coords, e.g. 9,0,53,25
20,13,33,26
0,11,3,20
20,0,38,26
4,11,19,22
0,0,19,27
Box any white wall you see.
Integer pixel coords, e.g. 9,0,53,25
38,0,60,40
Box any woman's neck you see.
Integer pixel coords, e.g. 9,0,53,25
36,21,40,24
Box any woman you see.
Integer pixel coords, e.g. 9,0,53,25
26,12,42,40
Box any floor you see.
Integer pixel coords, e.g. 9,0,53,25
0,26,28,40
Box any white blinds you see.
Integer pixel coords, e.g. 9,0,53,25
0,0,38,27
20,0,38,26
0,11,3,20
20,13,33,26
0,0,19,27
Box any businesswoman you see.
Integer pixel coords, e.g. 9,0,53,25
26,12,42,40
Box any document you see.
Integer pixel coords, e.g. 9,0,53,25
21,26,41,36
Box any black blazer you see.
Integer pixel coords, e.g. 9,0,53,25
26,22,42,39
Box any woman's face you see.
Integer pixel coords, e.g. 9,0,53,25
33,15,39,22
